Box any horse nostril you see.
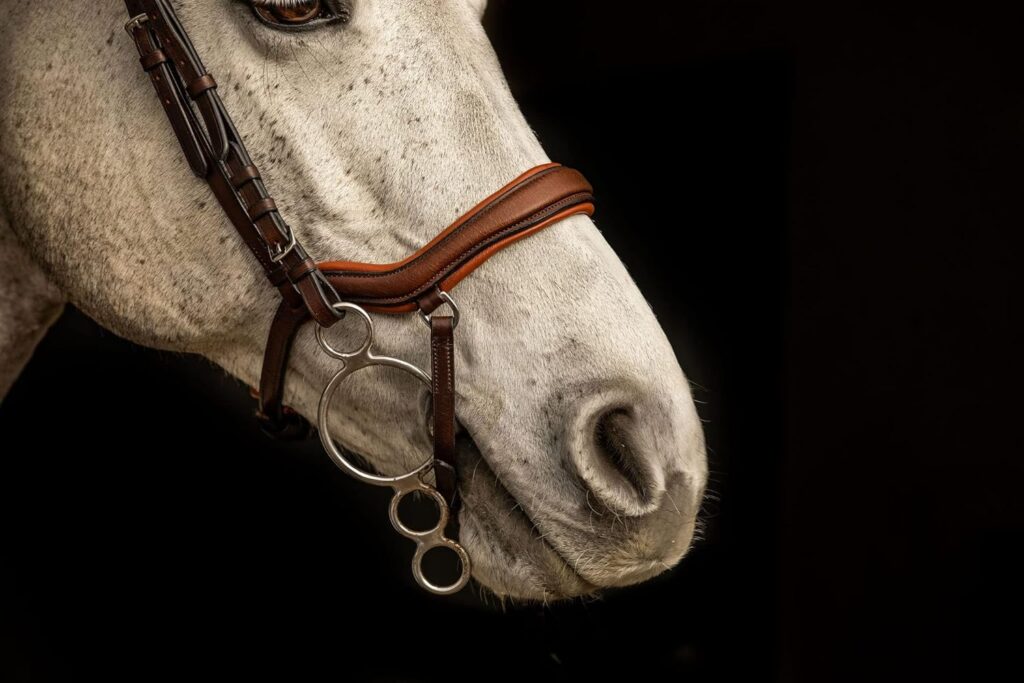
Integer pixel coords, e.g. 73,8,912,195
575,407,665,517
595,409,646,494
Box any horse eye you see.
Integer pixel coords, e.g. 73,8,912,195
250,1,348,30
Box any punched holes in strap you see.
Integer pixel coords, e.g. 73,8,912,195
186,73,217,98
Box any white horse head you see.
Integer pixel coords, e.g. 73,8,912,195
0,0,706,600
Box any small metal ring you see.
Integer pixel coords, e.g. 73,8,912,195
412,538,472,595
313,297,472,594
388,486,449,538
418,290,460,329
315,302,372,360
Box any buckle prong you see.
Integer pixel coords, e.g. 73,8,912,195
124,13,149,34
268,229,297,264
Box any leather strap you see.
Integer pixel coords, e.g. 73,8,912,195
123,2,597,524
255,166,594,434
321,164,594,312
254,300,314,439
430,316,458,508
124,0,343,328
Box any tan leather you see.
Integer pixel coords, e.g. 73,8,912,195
319,165,594,312
435,202,594,306
320,162,560,273
254,163,594,433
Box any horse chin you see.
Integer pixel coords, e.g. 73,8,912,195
455,437,598,602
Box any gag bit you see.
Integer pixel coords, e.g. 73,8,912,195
315,302,470,595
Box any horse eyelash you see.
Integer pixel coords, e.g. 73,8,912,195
247,0,353,22
250,0,350,10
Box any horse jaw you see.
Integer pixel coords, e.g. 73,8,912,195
0,0,706,600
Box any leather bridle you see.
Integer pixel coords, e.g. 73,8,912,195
123,0,594,594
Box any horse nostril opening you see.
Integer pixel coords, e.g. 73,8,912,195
595,409,645,493
585,408,661,514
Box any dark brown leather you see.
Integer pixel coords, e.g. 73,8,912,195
128,0,228,161
231,165,261,189
186,73,217,98
255,300,314,439
125,0,344,330
124,1,597,536
138,49,168,71
254,166,593,433
430,316,458,507
127,18,207,177
417,288,449,316
249,197,279,222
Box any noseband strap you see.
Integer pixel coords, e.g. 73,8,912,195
123,0,595,592
257,163,594,442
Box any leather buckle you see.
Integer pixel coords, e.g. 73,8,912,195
124,13,149,34
268,229,297,263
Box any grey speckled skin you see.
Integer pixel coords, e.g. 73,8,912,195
0,0,706,601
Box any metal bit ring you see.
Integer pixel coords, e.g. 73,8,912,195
316,302,470,594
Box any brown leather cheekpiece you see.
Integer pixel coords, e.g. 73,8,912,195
123,0,597,538
255,163,594,436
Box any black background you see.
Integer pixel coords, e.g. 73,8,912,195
2,1,1022,680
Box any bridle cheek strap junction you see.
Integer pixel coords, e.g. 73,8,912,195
123,0,594,595
257,162,596,444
